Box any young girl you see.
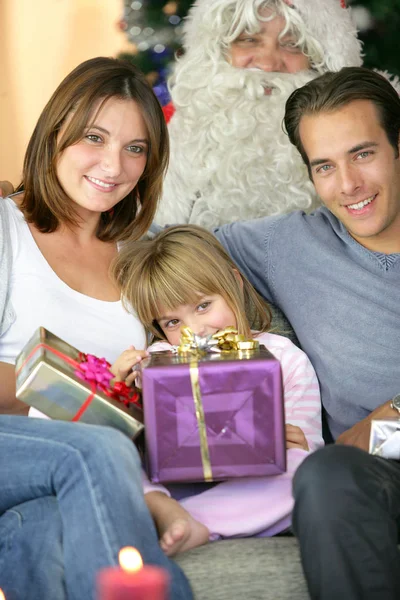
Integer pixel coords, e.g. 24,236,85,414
111,225,323,557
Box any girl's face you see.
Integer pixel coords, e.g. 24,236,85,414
157,294,237,346
56,96,149,219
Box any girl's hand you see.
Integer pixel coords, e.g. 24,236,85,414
110,346,149,387
286,424,309,451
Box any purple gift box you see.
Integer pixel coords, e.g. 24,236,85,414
142,346,286,483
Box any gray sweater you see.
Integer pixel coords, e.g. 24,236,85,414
215,207,400,440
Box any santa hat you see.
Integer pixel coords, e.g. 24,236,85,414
181,0,363,72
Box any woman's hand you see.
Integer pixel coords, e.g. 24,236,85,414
286,424,309,451
110,345,149,387
0,180,14,197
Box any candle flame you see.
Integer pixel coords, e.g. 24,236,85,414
119,547,143,573
0,588,5,600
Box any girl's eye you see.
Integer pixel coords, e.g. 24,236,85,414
197,302,211,312
86,134,102,143
164,319,180,329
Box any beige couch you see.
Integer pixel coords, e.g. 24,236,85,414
176,537,309,599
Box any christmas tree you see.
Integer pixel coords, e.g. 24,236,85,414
118,0,193,105
351,0,400,77
118,0,400,107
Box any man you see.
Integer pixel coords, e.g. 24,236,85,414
215,66,400,599
156,0,363,228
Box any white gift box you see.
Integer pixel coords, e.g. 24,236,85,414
369,418,400,460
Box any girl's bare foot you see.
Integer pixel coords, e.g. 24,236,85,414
145,491,209,556
159,516,209,557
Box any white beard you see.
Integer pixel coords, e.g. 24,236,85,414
156,65,321,228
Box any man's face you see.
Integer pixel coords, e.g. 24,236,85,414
228,9,310,74
300,99,400,253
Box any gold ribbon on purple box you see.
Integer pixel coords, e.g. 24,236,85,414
176,327,259,481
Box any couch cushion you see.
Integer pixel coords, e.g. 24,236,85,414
175,537,309,600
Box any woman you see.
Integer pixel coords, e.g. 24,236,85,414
0,57,192,600
0,55,168,414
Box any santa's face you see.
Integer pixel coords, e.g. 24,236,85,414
228,8,310,73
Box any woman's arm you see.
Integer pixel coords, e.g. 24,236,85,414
0,362,29,415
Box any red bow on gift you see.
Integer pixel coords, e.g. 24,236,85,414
75,353,141,408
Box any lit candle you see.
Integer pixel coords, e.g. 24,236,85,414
0,588,5,600
97,547,169,600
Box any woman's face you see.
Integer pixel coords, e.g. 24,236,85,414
56,97,149,218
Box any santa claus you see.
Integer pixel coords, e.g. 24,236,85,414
155,0,363,228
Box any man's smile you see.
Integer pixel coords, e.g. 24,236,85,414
344,194,377,214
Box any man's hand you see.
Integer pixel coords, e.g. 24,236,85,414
336,400,396,451
0,180,14,197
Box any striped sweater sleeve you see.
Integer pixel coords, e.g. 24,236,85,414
257,332,323,452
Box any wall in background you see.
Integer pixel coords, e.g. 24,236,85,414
0,0,128,184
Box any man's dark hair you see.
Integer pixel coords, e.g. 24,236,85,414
284,67,400,176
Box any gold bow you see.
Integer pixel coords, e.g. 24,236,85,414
177,326,259,355
176,327,258,482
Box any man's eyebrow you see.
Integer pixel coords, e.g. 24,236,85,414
348,141,378,154
309,142,379,168
86,125,149,144
309,157,330,168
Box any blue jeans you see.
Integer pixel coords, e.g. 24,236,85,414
0,416,193,600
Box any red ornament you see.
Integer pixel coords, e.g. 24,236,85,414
162,102,175,123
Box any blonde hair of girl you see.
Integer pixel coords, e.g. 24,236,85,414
113,224,271,342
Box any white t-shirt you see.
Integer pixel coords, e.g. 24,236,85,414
0,197,146,366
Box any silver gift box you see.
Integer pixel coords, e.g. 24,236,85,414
369,418,400,459
15,327,144,440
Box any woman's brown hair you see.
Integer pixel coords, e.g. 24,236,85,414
18,56,169,242
113,224,271,342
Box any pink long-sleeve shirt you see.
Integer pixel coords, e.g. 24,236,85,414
142,331,323,539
